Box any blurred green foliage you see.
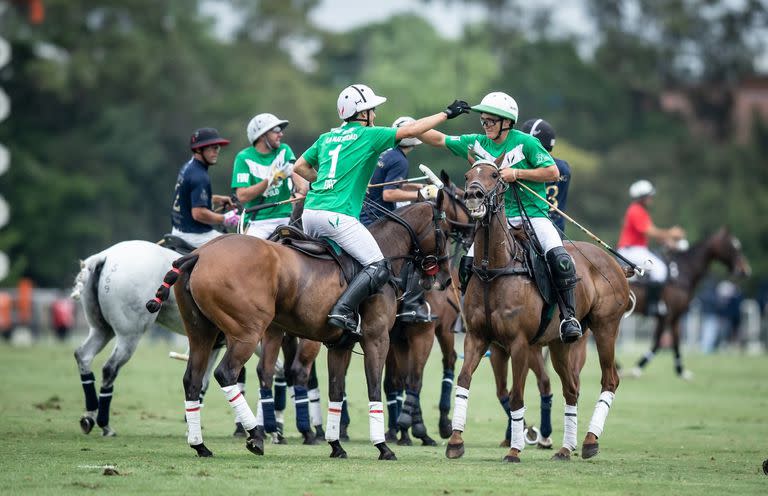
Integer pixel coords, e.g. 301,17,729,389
0,0,766,292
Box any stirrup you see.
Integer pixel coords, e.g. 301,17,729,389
397,301,436,323
328,312,362,336
559,317,582,343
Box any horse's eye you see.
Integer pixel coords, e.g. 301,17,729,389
492,172,499,179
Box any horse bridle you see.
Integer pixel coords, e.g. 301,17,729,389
442,182,476,253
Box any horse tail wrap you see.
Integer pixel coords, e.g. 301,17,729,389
145,254,199,313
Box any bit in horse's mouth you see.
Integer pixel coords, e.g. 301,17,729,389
464,196,486,219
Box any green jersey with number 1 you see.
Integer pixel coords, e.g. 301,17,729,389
302,122,397,218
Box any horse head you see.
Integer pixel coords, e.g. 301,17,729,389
463,160,507,221
710,226,751,278
436,169,475,250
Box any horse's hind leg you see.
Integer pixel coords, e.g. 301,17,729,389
361,326,397,460
670,318,692,380
401,324,437,446
326,346,353,459
632,315,665,377
581,319,621,460
215,336,264,456
255,328,283,438
298,341,324,443
182,328,219,458
74,326,114,434
528,346,553,449
95,333,143,436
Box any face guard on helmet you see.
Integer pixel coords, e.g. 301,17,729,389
520,118,556,151
246,113,289,147
392,116,422,147
471,92,518,140
629,179,656,199
337,84,387,125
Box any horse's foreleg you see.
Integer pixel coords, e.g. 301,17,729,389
634,315,665,374
292,339,322,444
582,319,621,459
384,341,405,443
502,339,530,463
436,317,457,439
669,318,691,379
489,343,512,446
447,330,490,459
362,327,396,460
74,327,114,435
326,346,352,458
529,345,553,447
401,325,437,446
255,328,283,435
548,342,579,461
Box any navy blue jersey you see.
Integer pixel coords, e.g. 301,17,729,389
171,158,214,233
545,157,571,233
359,147,409,226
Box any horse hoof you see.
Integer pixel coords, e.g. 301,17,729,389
385,428,398,443
582,443,600,459
502,454,521,463
525,425,540,445
537,436,553,449
419,435,438,447
329,440,347,459
101,426,116,437
446,443,465,459
551,451,571,461
245,436,264,456
397,435,412,446
302,432,319,445
79,415,95,435
376,442,397,461
680,370,694,381
191,443,213,457
272,432,287,445
233,422,247,438
438,415,452,439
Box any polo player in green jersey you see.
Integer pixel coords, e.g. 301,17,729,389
231,113,308,238
293,84,470,336
420,91,582,343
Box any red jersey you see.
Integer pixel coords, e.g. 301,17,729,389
618,202,652,248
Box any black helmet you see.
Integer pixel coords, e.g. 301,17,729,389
190,127,230,151
520,118,555,151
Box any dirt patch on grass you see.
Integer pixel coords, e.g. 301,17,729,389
34,396,61,411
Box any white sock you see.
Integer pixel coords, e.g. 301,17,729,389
255,398,264,427
563,404,578,452
369,401,385,445
309,387,322,426
222,385,257,430
509,406,526,451
452,386,470,432
325,401,343,441
588,391,615,438
185,400,203,445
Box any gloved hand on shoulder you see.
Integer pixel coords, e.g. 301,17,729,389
223,210,240,228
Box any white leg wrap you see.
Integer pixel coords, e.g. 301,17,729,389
222,385,257,430
563,404,578,452
325,401,343,442
275,409,285,424
509,406,526,451
369,401,385,445
587,391,615,438
255,397,264,426
309,387,322,426
452,386,470,432
185,400,203,446
237,381,246,394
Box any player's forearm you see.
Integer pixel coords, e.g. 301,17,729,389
294,157,318,183
235,181,269,203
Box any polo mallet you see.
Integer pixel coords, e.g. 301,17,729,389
419,164,444,189
513,180,646,276
368,175,428,188
169,351,189,361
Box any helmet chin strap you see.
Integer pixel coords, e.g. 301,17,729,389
195,148,215,166
349,109,372,126
492,118,514,141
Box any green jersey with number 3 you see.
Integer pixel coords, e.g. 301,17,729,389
445,130,555,218
302,122,397,218
230,144,296,223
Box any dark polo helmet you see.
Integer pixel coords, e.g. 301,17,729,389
520,118,556,151
190,127,230,151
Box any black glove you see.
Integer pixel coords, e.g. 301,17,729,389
444,100,471,119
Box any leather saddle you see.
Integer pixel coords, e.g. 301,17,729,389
508,225,556,306
268,225,361,286
158,234,197,255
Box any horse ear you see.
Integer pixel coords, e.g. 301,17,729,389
440,169,450,186
436,188,445,210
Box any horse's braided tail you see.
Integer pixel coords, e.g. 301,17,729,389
145,254,199,313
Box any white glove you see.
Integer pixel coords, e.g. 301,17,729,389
223,210,240,228
419,184,439,201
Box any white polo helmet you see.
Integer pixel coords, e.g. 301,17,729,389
471,91,519,122
629,179,656,199
246,113,289,144
337,84,387,120
392,116,421,147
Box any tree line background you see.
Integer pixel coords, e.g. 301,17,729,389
1,0,767,293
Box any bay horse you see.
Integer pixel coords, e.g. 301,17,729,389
147,200,452,460
447,161,631,462
630,226,751,378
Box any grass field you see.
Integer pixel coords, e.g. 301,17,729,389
1,338,766,495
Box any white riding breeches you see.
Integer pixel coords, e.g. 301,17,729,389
617,246,667,283
171,227,222,248
301,209,384,266
466,216,563,257
245,217,290,239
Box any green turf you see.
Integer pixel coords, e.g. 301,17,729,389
0,340,766,495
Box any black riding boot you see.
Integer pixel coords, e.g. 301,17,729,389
645,282,666,317
459,255,474,294
398,268,436,323
546,247,582,344
328,260,391,335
